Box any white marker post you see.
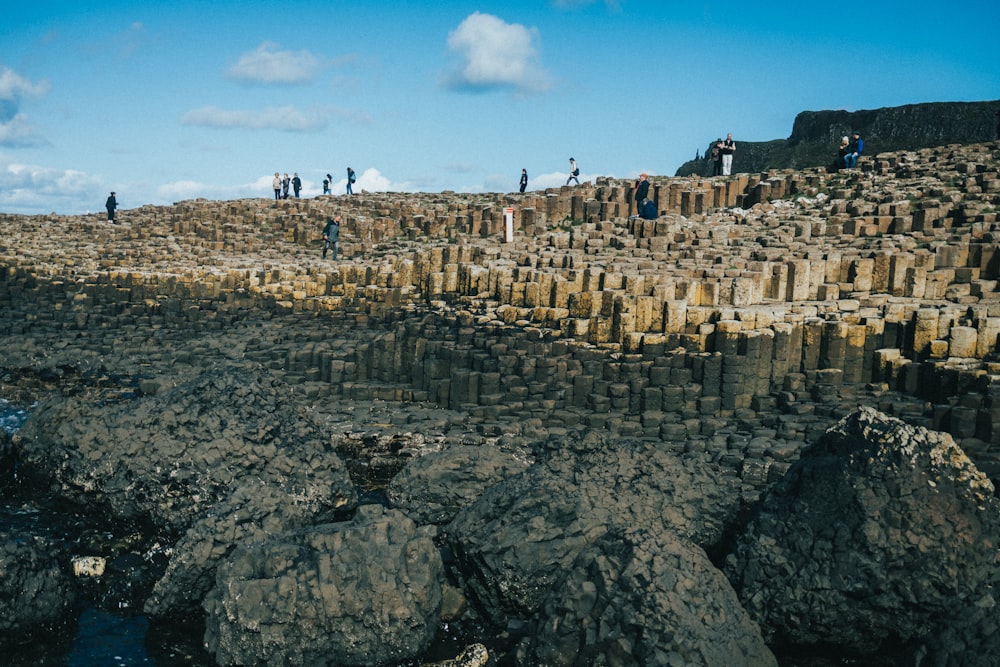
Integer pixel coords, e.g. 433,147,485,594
503,207,514,243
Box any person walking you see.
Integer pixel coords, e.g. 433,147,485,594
566,158,580,185
519,168,528,193
322,215,341,260
105,191,118,222
272,172,282,200
721,133,736,176
346,167,356,195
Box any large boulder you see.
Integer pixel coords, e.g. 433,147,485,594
387,444,531,525
725,407,1000,655
12,365,356,535
203,505,443,667
144,477,353,619
519,529,776,667
444,431,741,627
0,531,74,639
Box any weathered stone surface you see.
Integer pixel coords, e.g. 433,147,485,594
203,505,443,667
519,529,776,667
387,444,532,525
13,365,356,535
444,431,741,626
724,407,1000,655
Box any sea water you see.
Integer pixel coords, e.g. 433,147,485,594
0,399,213,666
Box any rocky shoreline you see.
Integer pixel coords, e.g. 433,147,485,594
1,141,999,665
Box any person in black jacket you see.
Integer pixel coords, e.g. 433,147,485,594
105,192,118,222
322,215,341,259
519,168,528,193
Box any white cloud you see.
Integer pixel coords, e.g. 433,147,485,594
180,105,328,132
0,66,50,148
227,41,321,84
0,156,103,214
444,13,551,94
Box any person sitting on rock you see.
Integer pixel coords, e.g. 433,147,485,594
845,131,864,168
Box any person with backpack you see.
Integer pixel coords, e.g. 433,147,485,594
566,157,580,185
347,167,356,195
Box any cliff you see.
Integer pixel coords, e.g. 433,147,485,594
676,99,1000,176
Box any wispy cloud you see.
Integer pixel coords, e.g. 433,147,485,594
0,66,50,148
443,12,551,94
180,105,328,132
227,41,322,85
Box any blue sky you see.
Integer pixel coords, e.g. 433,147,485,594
2,0,998,215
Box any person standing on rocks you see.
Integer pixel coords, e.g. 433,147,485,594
322,175,330,195
711,139,723,176
519,168,528,193
347,167,356,195
272,172,282,200
281,173,290,199
566,158,580,185
105,191,118,222
292,173,302,198
322,215,341,260
634,173,650,212
721,133,736,176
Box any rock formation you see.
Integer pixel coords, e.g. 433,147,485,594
677,99,1000,176
1,136,999,664
725,407,1000,661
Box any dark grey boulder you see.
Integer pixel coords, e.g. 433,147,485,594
13,365,356,535
387,444,531,525
203,505,443,667
444,431,741,627
144,477,354,619
724,407,1000,655
518,529,776,667
0,531,74,638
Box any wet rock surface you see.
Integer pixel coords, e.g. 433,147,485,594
0,530,75,637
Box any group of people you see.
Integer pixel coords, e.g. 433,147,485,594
272,172,303,200
835,131,865,170
270,168,358,200
709,134,737,176
323,168,357,195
